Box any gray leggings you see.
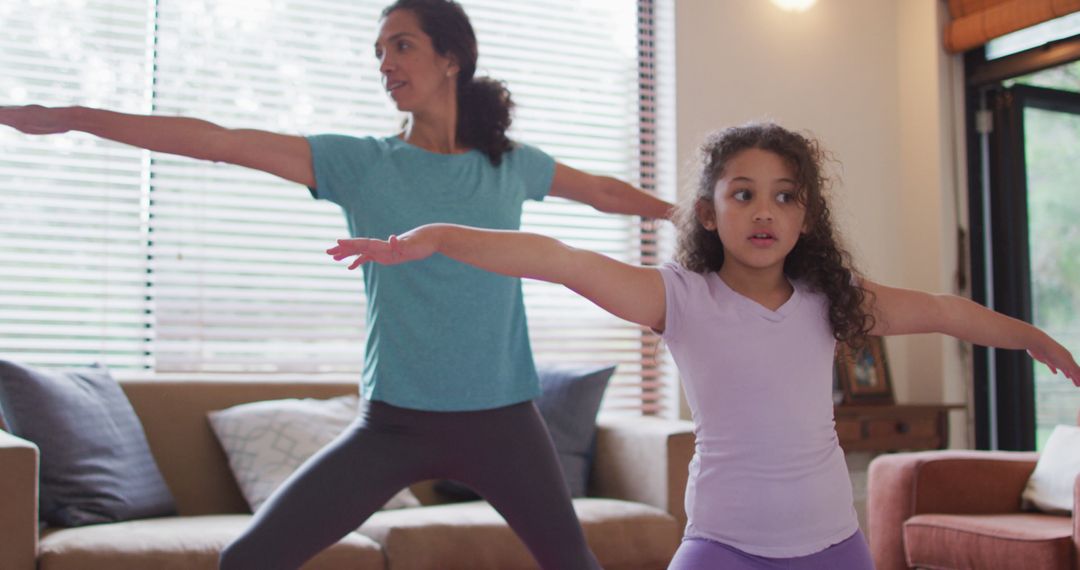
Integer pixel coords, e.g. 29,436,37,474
218,399,600,570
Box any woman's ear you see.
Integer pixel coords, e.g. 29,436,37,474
695,200,716,231
445,56,460,78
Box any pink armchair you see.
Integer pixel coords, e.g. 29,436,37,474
868,444,1079,570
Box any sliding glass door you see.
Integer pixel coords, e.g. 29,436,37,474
1018,86,1080,447
976,80,1080,450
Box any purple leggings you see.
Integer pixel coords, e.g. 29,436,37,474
219,400,600,570
669,530,874,570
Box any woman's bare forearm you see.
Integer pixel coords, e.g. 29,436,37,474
594,177,675,220
2,105,314,185
66,106,229,160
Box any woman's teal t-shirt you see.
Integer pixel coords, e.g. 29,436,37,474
307,135,555,411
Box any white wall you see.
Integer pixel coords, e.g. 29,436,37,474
673,0,970,446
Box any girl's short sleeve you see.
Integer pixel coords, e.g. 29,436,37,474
505,142,556,202
306,135,381,206
657,262,693,343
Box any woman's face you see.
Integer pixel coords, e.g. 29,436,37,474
375,9,459,114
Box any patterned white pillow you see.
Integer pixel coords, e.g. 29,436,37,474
1022,424,1080,513
208,395,420,513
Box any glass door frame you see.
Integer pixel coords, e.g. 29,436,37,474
966,40,1080,450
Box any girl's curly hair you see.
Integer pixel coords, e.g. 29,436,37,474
674,122,874,343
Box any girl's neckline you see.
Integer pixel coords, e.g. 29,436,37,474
389,134,477,158
709,272,801,322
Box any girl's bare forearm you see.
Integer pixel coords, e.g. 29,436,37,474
420,224,666,329
427,224,576,284
936,295,1045,350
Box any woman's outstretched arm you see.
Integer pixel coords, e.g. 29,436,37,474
327,224,667,331
549,163,675,221
0,105,314,186
863,280,1079,385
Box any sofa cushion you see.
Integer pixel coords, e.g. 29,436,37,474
359,497,679,570
0,360,176,527
435,363,616,501
37,514,383,570
903,512,1073,570
208,395,419,513
1022,424,1080,513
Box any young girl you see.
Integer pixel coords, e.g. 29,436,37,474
328,122,1080,569
0,1,671,568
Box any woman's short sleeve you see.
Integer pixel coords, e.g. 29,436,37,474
306,135,381,206
505,142,556,201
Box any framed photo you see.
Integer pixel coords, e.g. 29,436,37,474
835,336,894,405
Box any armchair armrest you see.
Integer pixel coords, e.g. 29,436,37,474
868,450,1039,570
590,415,694,531
0,429,39,570
1074,474,1079,557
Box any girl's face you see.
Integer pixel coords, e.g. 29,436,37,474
697,148,808,277
375,9,459,114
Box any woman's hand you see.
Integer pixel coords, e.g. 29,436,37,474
0,105,72,135
326,228,439,269
1028,335,1080,387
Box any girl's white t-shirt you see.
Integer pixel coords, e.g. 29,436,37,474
659,262,859,558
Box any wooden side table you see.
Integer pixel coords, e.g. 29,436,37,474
834,404,963,452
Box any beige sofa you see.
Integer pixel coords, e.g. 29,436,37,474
0,379,694,570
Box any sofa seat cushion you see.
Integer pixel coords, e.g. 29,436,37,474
38,514,384,570
903,512,1073,570
359,497,679,570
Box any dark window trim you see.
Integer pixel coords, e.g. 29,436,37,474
970,33,1080,88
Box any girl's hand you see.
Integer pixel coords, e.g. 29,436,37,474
326,229,437,270
1028,336,1080,387
0,105,72,135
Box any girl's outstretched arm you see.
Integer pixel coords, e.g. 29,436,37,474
326,224,667,330
863,280,1079,385
0,105,314,186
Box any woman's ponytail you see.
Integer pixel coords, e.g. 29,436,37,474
457,77,514,165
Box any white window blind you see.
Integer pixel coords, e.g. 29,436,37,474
0,0,675,415
0,0,153,369
147,0,386,375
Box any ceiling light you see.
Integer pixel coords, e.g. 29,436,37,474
771,0,817,12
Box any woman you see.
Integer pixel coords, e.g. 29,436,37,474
0,1,672,568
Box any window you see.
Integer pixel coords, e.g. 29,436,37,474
986,11,1080,60
0,0,676,415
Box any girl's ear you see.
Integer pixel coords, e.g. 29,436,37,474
695,200,716,231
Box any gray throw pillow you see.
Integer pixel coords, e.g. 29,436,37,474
0,361,176,527
535,363,616,496
435,363,615,500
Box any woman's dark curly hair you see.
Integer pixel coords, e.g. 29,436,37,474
675,122,875,343
382,0,514,166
